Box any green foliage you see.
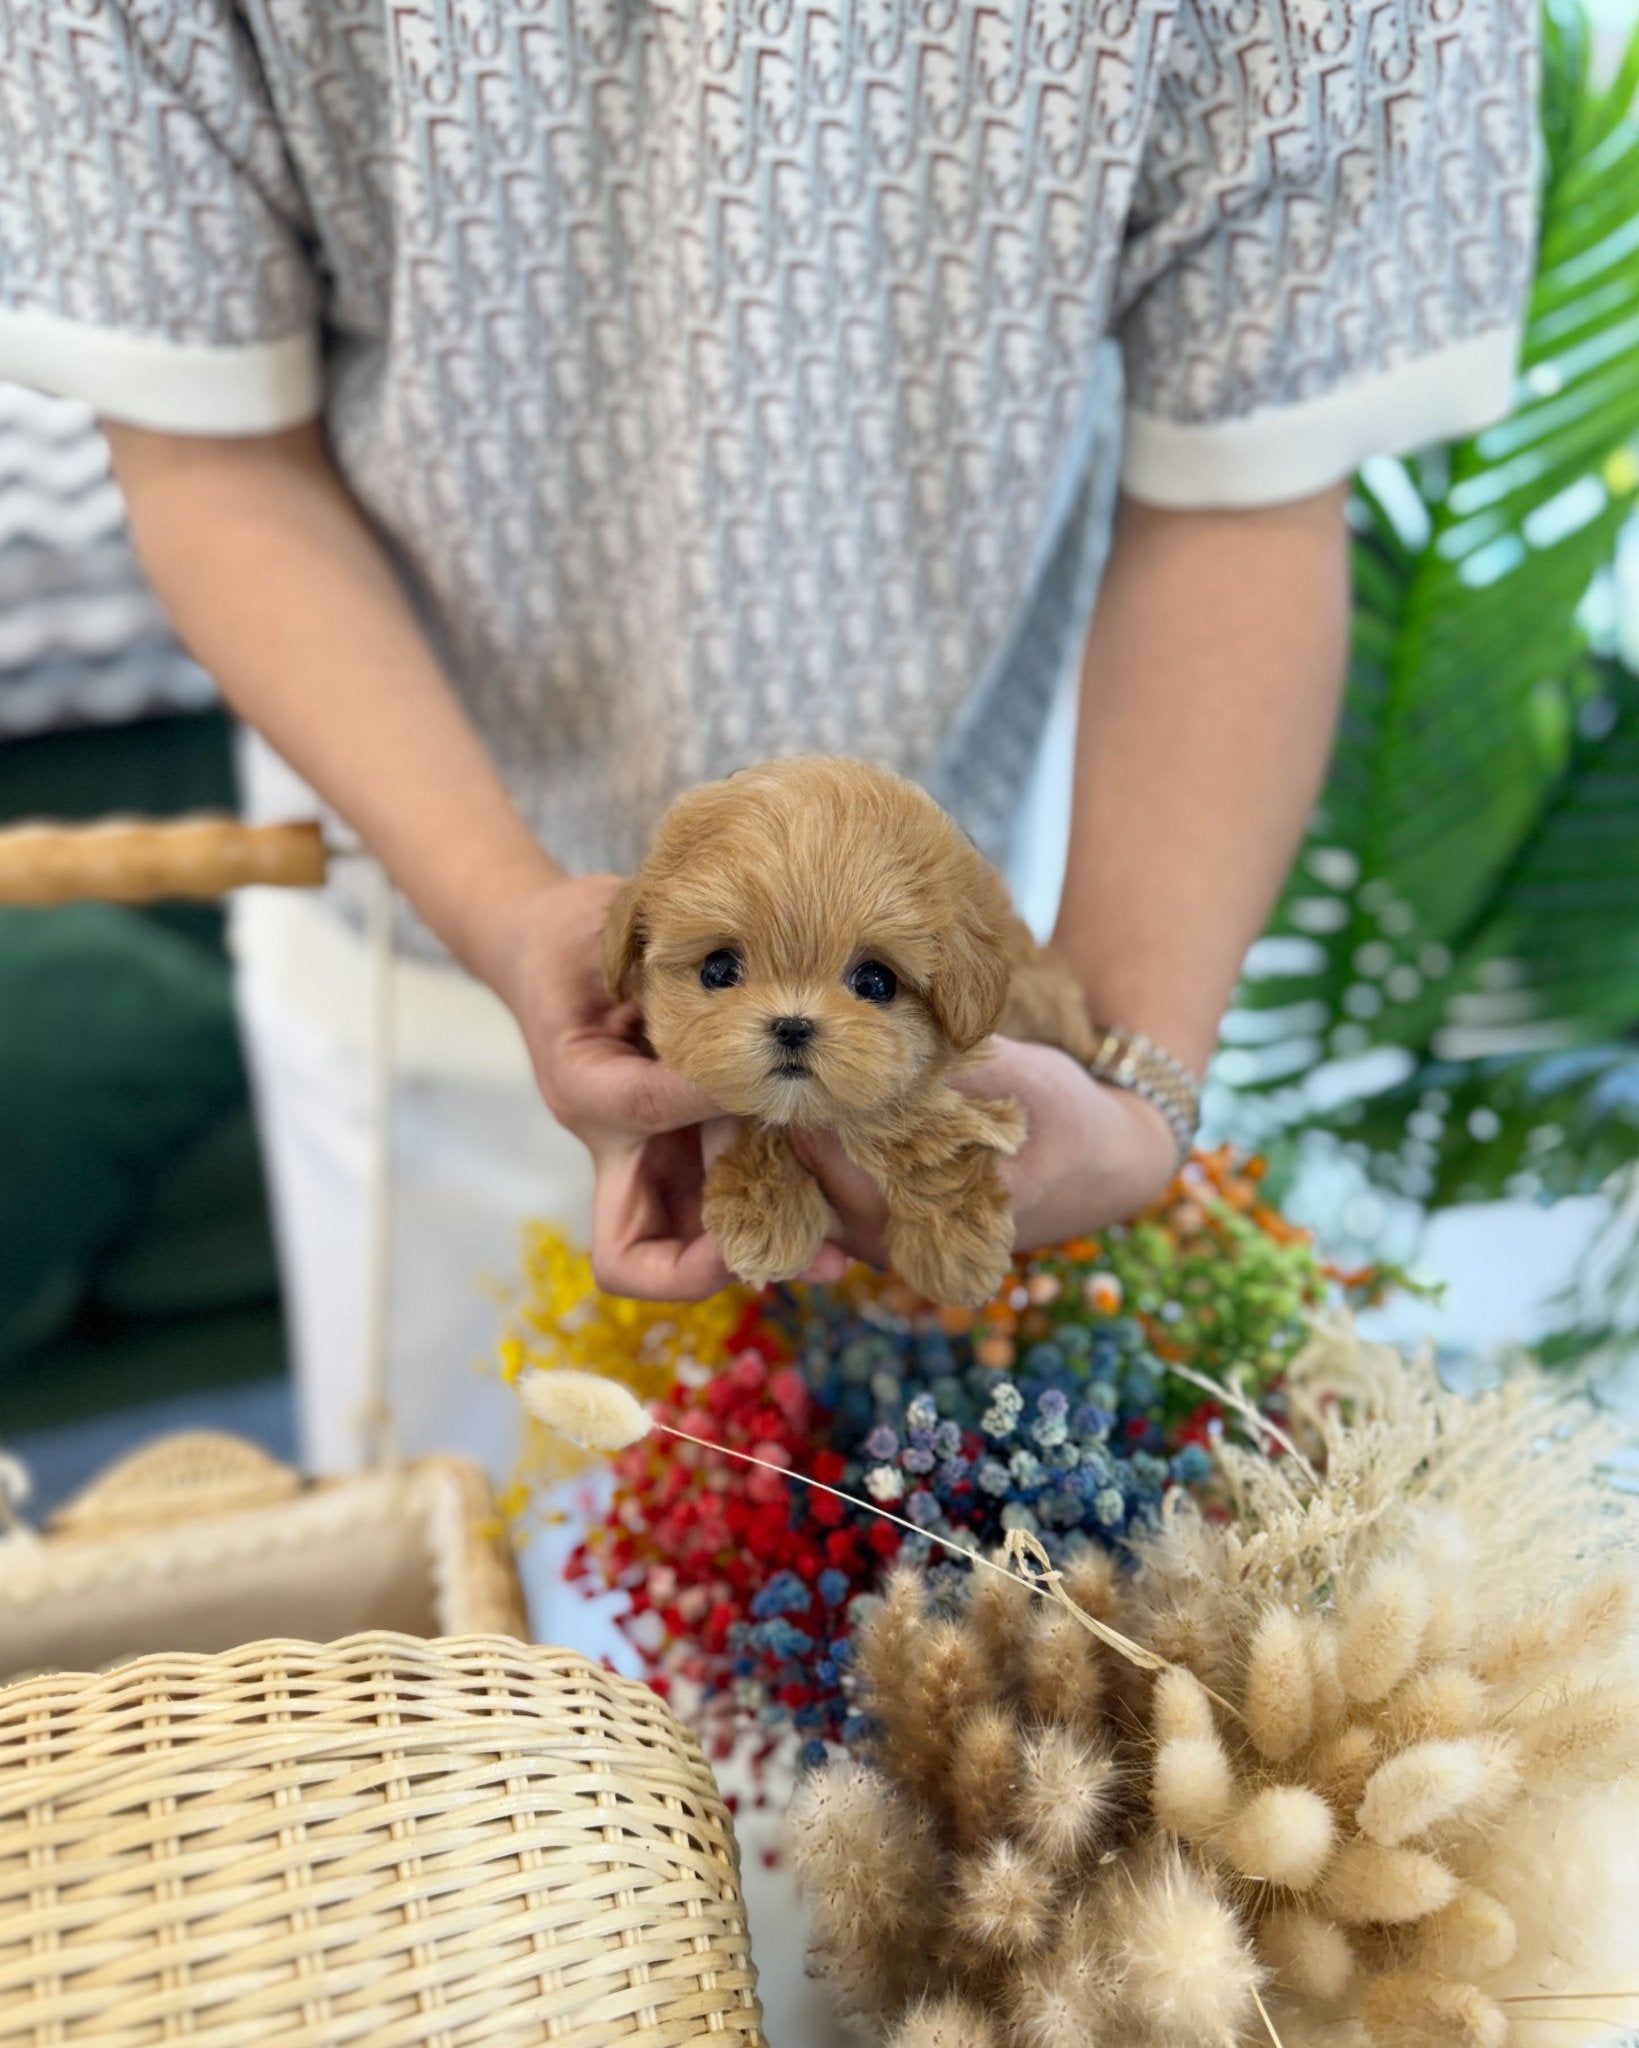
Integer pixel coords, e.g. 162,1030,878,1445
1228,0,1639,1233
1096,1195,1337,1422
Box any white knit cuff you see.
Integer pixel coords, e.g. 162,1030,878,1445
0,307,322,434
1121,326,1522,510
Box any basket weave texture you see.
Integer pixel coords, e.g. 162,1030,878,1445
45,1432,302,1534
0,1632,765,2047
0,1446,529,1685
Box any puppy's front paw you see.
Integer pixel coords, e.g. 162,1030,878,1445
890,1205,1014,1309
886,1150,1015,1308
703,1126,831,1288
706,1173,831,1288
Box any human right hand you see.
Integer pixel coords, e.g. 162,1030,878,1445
472,871,732,1297
472,870,848,1300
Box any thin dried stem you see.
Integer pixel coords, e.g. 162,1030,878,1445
1164,1360,1319,1488
1251,1984,1288,2048
1500,1993,1639,2004
657,1422,1237,1709
1003,1527,1245,1723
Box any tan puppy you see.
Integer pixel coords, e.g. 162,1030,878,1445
604,756,1097,1306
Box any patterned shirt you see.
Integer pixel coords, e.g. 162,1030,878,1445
0,0,1537,931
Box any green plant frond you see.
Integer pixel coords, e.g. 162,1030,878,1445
1314,1043,1639,1210
1235,0,1639,1106
1540,0,1591,179
1239,652,1639,1164
1427,659,1639,1045
1566,7,1639,164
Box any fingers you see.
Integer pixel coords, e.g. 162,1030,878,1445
786,1126,881,1209
799,1243,852,1284
699,1115,740,1171
590,1129,737,1302
787,1127,891,1266
574,1041,725,1136
593,1228,738,1302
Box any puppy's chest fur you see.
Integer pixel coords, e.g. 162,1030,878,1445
699,908,1095,1309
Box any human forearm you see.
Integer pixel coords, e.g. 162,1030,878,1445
101,420,561,984
104,419,748,1298
1054,486,1351,1077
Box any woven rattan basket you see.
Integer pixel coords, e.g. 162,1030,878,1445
0,1443,767,2041
0,1433,528,1686
0,1631,765,2046
0,819,765,2042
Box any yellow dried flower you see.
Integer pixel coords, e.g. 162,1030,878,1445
494,1222,750,1487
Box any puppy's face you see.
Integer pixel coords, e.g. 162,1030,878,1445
605,759,1013,1126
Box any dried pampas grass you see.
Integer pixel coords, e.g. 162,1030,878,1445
788,1318,1639,2048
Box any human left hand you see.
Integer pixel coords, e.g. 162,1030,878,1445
778,1036,1182,1275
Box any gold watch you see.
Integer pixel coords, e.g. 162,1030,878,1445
1084,1024,1202,1168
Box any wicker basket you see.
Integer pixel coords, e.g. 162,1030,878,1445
0,1631,765,2046
0,823,766,2041
0,1434,527,1687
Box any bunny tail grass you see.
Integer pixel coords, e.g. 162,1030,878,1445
521,1369,655,1451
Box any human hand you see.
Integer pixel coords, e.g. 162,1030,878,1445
785,1036,1180,1280
476,871,850,1300
471,871,723,1296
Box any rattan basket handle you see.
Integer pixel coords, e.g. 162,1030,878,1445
0,817,327,904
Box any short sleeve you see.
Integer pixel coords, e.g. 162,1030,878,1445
0,2,323,433
1113,0,1539,509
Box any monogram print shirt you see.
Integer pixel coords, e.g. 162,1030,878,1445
0,0,1537,925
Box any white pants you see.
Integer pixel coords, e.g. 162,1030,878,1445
233,888,591,1476
229,727,592,1475
230,877,630,1656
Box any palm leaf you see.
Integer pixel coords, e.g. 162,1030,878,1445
1322,1037,1639,1210
1255,648,1639,1209
1230,3,1639,1120
1445,664,1639,1044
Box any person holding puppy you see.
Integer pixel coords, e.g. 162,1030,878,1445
0,0,1535,1469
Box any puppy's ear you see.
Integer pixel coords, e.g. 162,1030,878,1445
603,876,648,1001
927,890,1012,1053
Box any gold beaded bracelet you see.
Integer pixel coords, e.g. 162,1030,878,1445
1084,1024,1202,1169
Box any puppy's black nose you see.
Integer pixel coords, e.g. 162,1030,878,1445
771,1015,815,1049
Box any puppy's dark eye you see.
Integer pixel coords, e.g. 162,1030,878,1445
848,960,897,1004
700,948,743,991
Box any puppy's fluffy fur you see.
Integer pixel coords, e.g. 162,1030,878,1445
605,756,1097,1306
